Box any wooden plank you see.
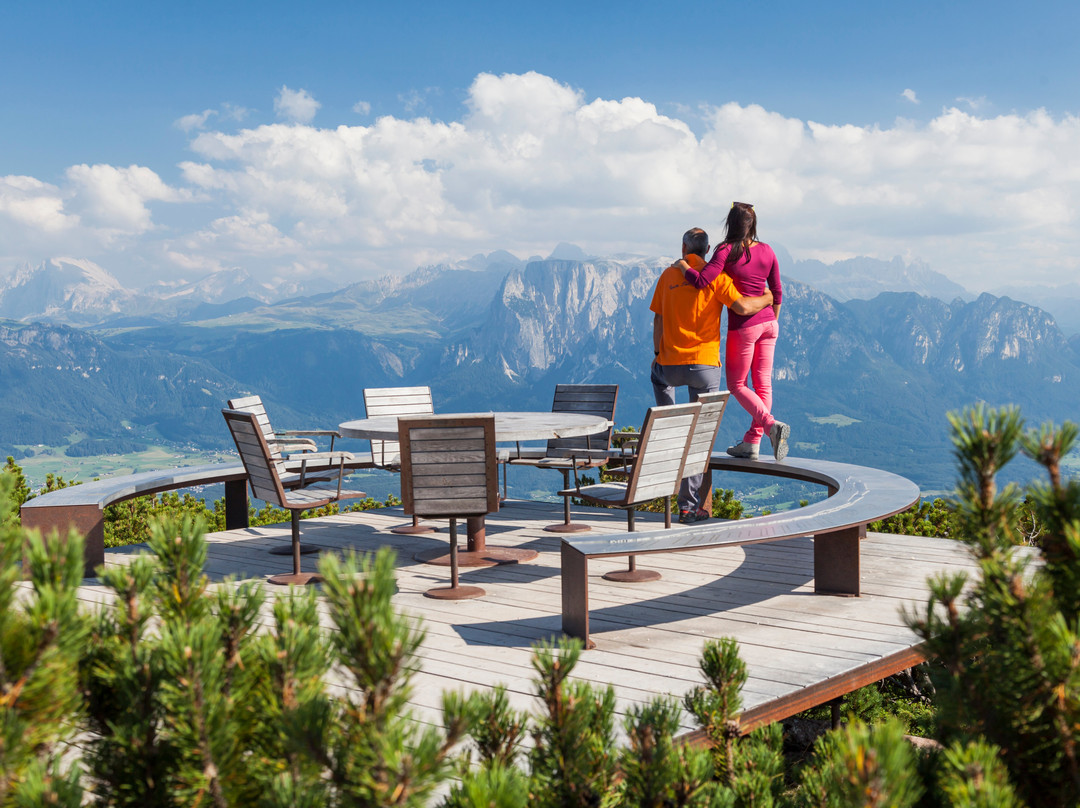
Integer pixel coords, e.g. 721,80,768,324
410,467,489,484
411,450,490,465
408,429,488,445
88,497,980,746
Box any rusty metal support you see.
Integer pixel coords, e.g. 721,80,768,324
814,524,863,596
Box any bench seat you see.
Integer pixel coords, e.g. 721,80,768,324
561,454,921,647
19,463,251,577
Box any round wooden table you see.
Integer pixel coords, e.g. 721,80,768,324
339,411,613,566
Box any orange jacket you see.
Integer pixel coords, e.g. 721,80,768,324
649,254,743,366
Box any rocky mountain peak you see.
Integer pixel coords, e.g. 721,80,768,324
0,258,133,324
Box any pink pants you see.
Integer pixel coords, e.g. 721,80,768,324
724,320,779,444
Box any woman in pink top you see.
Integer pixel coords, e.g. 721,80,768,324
679,202,790,460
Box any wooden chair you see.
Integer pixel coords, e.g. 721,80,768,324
557,402,700,583
506,384,618,533
229,394,370,557
675,390,730,514
608,391,731,509
229,394,338,455
222,408,367,586
398,415,500,600
363,386,437,534
228,394,372,479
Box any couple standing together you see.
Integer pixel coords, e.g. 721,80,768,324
649,202,790,524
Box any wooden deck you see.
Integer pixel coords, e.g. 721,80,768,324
80,498,981,736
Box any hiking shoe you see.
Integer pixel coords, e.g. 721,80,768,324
693,508,711,522
769,421,791,461
726,441,760,460
678,509,695,524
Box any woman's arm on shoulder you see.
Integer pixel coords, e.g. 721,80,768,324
679,246,728,289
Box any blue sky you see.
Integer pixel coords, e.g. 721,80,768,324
3,0,1079,290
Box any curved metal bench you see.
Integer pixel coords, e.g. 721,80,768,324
560,454,921,647
19,464,252,577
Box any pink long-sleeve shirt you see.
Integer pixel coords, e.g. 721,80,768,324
683,242,782,331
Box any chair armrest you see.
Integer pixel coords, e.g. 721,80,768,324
270,438,319,454
611,430,640,445
546,448,623,460
276,428,339,451
283,451,355,469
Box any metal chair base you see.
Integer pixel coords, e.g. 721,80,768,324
602,555,661,583
391,514,440,535
424,584,486,600
602,568,661,583
268,572,323,586
544,522,592,533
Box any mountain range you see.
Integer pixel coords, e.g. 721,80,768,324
2,252,1077,495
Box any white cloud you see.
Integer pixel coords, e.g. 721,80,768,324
901,88,919,104
65,164,191,237
353,100,371,115
221,103,251,122
176,109,217,131
180,211,301,254
274,86,320,123
398,87,441,114
957,95,989,111
5,72,1080,290
0,175,75,232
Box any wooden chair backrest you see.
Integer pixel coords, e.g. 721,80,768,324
545,384,618,453
623,402,701,505
363,386,434,468
398,415,499,519
225,396,290,478
222,408,287,508
681,391,731,478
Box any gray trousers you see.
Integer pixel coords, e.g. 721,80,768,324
650,362,722,512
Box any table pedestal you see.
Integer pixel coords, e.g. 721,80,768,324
414,515,538,567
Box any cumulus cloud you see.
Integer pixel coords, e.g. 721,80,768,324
353,100,371,115
176,104,252,132
0,165,193,261
5,71,1080,289
174,73,1080,288
176,109,217,131
0,175,74,232
181,211,301,254
274,86,320,123
398,87,441,114
901,88,919,104
221,103,251,122
65,164,191,237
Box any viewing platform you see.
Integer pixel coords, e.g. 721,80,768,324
71,496,989,736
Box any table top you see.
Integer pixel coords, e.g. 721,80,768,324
338,411,612,442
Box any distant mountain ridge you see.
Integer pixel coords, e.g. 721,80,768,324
0,259,336,326
2,252,1077,494
785,255,969,303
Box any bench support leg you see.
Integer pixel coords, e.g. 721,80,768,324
561,544,594,649
21,505,104,579
224,479,249,530
814,525,863,596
